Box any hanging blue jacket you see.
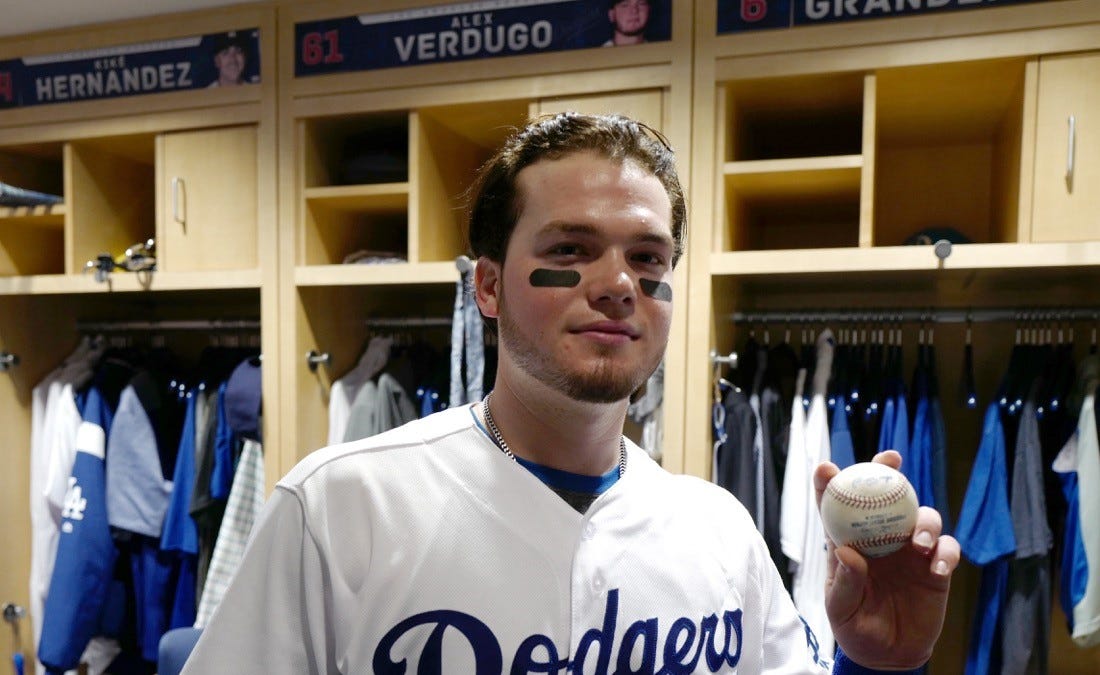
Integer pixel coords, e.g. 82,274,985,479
878,395,896,453
830,395,856,470
38,387,121,673
929,397,952,534
956,402,1017,675
909,395,935,507
161,392,200,630
957,403,1017,564
210,382,236,500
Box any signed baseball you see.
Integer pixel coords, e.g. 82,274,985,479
820,462,919,558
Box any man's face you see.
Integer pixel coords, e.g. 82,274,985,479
477,151,674,403
608,0,650,37
214,46,245,83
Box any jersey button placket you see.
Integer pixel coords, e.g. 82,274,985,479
571,515,610,664
582,521,597,540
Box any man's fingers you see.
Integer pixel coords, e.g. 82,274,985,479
911,506,943,554
813,461,840,510
929,534,961,578
827,545,869,623
871,449,902,471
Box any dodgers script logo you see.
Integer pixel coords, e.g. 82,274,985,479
372,589,745,674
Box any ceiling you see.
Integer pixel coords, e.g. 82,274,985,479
0,0,252,38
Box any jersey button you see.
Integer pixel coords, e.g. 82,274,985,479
582,522,597,540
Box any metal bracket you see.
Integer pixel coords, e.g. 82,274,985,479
2,603,26,623
306,350,331,372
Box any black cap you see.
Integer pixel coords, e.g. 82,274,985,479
211,31,250,56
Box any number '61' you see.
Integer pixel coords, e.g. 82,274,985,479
301,30,344,66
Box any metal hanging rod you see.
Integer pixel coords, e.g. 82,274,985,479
364,316,452,329
730,307,1100,325
305,316,455,371
76,318,261,332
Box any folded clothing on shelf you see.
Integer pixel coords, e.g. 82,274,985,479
0,180,63,207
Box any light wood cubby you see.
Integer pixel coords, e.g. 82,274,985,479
0,5,279,673
0,143,66,275
1030,50,1100,243
690,2,1100,672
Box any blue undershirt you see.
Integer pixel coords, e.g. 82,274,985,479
472,406,619,513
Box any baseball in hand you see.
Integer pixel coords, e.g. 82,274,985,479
820,462,919,558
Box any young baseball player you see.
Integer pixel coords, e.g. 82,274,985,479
181,113,960,674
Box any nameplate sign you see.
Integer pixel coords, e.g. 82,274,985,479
718,0,1053,34
0,29,260,110
294,0,672,77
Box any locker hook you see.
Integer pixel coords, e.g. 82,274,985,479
306,350,331,372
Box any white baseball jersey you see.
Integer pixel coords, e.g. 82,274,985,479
182,405,832,674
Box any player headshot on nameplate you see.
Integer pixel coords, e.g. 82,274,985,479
207,32,252,88
603,0,650,46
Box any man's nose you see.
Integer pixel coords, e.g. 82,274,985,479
588,253,636,305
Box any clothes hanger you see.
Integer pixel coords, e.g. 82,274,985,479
999,311,1030,414
864,316,885,420
845,322,867,415
800,320,815,409
750,321,769,397
959,314,978,409
710,349,737,458
887,314,905,400
1047,313,1076,414
735,326,760,394
926,320,940,403
848,319,868,413
911,313,929,404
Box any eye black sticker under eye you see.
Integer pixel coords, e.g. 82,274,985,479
640,278,672,302
529,269,581,288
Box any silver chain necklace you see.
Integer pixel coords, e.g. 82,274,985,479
481,393,627,478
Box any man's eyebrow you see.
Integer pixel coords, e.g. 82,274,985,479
536,222,600,237
537,221,674,247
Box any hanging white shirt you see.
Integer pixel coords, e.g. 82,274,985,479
792,331,834,658
780,369,809,568
1069,390,1100,646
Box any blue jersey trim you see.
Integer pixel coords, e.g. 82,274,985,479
514,455,619,495
469,404,620,495
833,647,924,674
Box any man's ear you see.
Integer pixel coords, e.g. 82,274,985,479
474,257,501,319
